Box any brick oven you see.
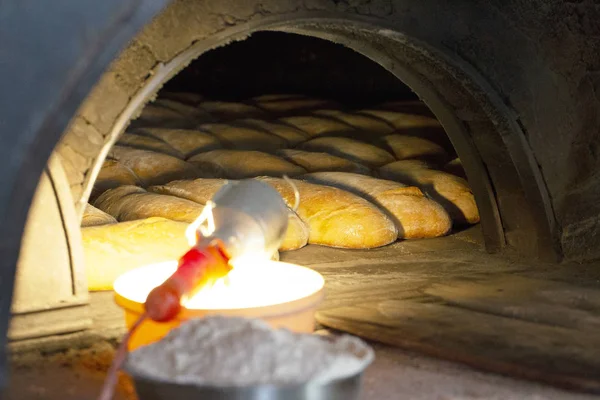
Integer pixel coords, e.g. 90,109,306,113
2,1,600,398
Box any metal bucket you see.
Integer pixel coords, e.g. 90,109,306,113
123,321,374,400
126,370,365,400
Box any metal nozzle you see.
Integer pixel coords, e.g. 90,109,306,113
198,179,289,260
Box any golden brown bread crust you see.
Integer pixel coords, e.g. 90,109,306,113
277,149,372,175
198,123,287,151
132,103,198,129
359,108,453,152
117,132,184,158
108,145,202,186
233,119,308,146
149,178,309,251
148,178,229,205
94,185,204,224
302,172,452,239
153,99,213,123
279,210,310,251
83,217,192,291
132,128,222,158
377,134,449,164
313,109,395,135
379,160,480,225
258,177,397,248
358,109,441,129
443,158,467,180
92,159,142,200
279,115,357,137
187,150,306,179
198,101,267,121
82,204,118,227
254,98,340,114
299,137,395,167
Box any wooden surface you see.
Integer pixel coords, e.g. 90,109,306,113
317,271,600,394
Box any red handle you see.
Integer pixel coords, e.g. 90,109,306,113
144,244,231,322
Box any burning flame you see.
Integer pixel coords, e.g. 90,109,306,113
185,201,216,246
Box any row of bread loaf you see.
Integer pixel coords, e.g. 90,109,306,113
83,162,475,291
88,97,477,250
81,173,456,291
131,91,449,148
87,160,477,247
82,96,476,290
97,101,466,198
94,131,476,227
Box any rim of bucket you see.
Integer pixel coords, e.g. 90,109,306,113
124,364,365,393
113,262,326,319
115,284,325,321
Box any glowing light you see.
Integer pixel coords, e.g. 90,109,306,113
185,201,216,246
113,260,324,310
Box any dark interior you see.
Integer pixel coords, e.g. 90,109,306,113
161,31,417,106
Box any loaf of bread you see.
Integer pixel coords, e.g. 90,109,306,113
117,132,184,158
83,216,279,291
313,110,395,135
277,149,371,175
148,178,309,251
198,101,267,121
254,97,340,114
387,159,435,170
443,158,467,180
94,185,204,224
234,119,308,146
188,150,306,179
258,177,397,248
92,159,142,200
302,172,451,239
375,101,436,118
108,145,202,186
153,98,213,123
360,107,454,151
377,134,449,165
131,103,197,129
279,115,357,138
198,123,287,151
359,109,440,129
280,210,310,251
149,178,229,205
82,217,192,291
379,160,480,225
299,137,395,167
132,128,222,158
82,204,117,227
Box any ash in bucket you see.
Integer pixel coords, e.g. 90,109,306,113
125,316,374,386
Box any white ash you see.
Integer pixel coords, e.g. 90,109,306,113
126,316,374,386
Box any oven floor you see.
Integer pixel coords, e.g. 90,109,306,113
7,340,597,400
8,226,600,398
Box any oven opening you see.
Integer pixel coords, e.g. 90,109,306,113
83,31,484,293
8,30,487,398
